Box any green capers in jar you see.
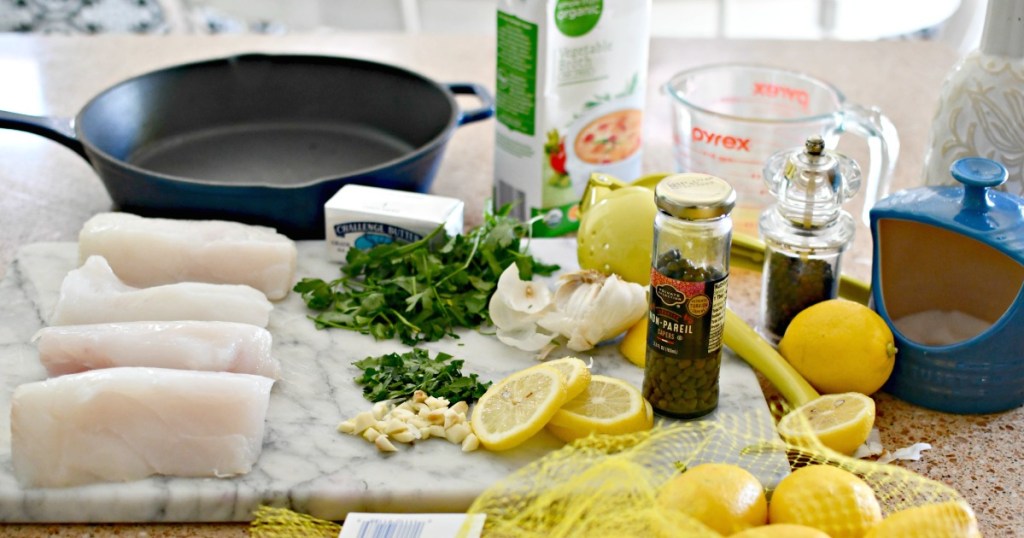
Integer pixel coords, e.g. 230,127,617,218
645,174,733,420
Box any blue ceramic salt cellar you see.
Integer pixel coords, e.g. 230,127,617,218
869,158,1024,414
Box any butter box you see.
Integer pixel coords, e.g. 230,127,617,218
324,185,465,262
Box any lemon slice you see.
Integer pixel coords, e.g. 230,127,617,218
776,392,876,456
470,366,568,451
532,356,592,400
546,375,653,442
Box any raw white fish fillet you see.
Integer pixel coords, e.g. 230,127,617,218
78,212,297,300
35,321,280,379
10,367,275,488
50,256,273,327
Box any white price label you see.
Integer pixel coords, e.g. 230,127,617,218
339,513,486,538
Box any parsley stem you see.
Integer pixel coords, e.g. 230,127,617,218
388,220,447,258
389,308,422,334
434,229,483,289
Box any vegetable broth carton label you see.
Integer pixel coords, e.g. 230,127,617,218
324,185,464,262
494,0,651,236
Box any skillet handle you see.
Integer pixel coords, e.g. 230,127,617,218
0,110,87,159
447,83,495,126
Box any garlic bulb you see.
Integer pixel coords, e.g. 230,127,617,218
489,265,647,353
539,270,647,351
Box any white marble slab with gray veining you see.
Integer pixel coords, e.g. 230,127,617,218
0,239,784,523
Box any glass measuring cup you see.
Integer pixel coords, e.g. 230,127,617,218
666,63,899,235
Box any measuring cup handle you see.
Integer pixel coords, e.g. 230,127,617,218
841,103,901,224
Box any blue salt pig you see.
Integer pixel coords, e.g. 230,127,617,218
869,158,1024,414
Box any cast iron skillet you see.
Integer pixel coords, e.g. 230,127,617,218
0,54,494,238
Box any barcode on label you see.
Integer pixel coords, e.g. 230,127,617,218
339,513,485,538
495,180,526,221
355,519,423,538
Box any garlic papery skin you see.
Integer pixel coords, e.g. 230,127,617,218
491,263,552,317
489,264,556,351
539,270,647,351
495,323,558,352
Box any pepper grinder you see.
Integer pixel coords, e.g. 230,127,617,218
758,136,862,343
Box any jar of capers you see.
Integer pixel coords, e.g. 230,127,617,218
643,173,735,419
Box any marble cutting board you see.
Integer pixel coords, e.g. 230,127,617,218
0,238,785,523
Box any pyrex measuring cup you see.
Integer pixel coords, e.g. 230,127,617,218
666,63,899,235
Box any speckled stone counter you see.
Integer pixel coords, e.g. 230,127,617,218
0,33,1020,537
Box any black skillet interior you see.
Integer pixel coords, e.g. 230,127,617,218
77,54,457,187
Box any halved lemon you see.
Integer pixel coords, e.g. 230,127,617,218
546,375,653,442
532,356,592,400
776,392,876,456
470,365,569,451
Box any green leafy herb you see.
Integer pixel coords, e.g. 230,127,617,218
352,348,491,403
294,205,559,345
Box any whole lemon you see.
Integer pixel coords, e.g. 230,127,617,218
769,464,882,538
730,523,831,538
618,316,647,367
577,185,656,285
657,462,768,535
864,500,980,538
778,299,896,395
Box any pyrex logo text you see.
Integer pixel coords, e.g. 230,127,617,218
691,127,751,152
753,82,809,109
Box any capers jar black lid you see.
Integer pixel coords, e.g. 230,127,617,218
655,173,736,220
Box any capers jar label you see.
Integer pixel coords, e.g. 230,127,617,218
647,269,728,358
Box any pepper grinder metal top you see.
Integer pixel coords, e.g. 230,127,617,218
757,136,862,342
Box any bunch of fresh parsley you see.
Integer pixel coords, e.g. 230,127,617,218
294,206,559,345
352,348,491,403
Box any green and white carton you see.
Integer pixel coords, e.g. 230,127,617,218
494,0,651,236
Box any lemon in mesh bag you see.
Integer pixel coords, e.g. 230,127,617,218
865,500,981,537
731,523,831,537
656,462,768,534
768,463,882,537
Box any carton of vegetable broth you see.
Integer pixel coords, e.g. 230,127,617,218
494,0,651,236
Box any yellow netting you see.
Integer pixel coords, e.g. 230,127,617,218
250,506,341,537
250,406,971,538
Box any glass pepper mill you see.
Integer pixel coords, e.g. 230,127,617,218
758,136,861,343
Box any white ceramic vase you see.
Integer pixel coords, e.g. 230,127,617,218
923,0,1024,195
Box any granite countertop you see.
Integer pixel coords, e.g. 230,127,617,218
0,33,1020,536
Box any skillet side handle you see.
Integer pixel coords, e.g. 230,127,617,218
0,110,87,159
447,83,495,126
